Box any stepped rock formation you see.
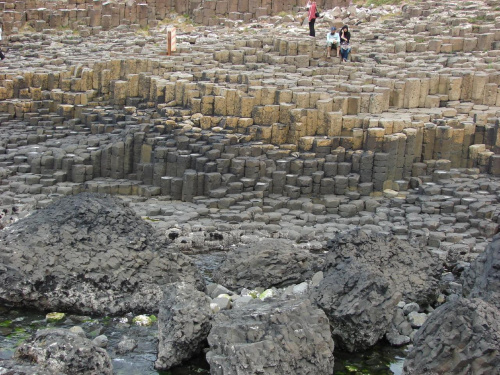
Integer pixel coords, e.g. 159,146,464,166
1,0,500,371
0,192,204,315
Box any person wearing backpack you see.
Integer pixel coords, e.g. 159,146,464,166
306,1,318,37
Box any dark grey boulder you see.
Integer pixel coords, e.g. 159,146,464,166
206,298,334,375
14,328,113,375
325,228,441,306
0,193,204,315
155,282,212,370
212,238,322,293
310,258,401,352
462,234,500,309
0,361,52,375
116,337,137,354
403,298,500,375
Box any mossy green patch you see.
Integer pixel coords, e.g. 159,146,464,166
0,320,12,327
46,312,65,323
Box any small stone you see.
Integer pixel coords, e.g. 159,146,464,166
386,331,411,347
132,314,155,326
310,271,323,287
210,302,221,314
259,289,276,300
46,312,65,323
241,289,259,298
116,337,137,354
402,302,420,316
408,311,427,328
92,335,109,348
68,326,86,337
292,282,309,295
212,297,231,310
232,295,253,308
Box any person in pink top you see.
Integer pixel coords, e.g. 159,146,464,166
307,1,318,37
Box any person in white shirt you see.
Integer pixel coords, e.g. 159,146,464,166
326,26,340,58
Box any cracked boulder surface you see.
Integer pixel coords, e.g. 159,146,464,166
0,192,204,315
403,297,500,375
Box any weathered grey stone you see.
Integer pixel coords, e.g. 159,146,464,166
212,238,322,292
462,233,500,309
155,282,212,371
116,337,137,354
325,229,441,306
14,328,113,375
310,258,401,352
0,193,204,315
207,298,334,375
403,298,500,375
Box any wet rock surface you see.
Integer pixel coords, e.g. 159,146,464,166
403,297,500,375
206,298,334,375
0,192,204,315
13,328,113,375
155,282,212,370
212,238,323,292
310,258,400,352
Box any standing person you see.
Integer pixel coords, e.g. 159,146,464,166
326,26,340,58
0,22,5,60
339,25,351,62
307,1,318,37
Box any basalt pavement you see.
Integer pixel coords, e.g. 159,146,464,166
1,0,500,273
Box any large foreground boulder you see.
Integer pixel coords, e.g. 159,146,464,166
212,238,322,292
14,328,113,375
310,258,401,352
206,298,334,375
462,234,500,309
325,229,441,306
403,298,500,375
155,282,212,370
0,193,204,315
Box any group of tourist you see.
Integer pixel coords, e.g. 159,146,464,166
306,1,351,62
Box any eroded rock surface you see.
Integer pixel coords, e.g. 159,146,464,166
212,238,322,292
0,192,204,315
310,258,400,352
14,328,113,375
155,282,212,370
403,297,500,375
206,298,334,375
326,229,441,306
462,233,500,309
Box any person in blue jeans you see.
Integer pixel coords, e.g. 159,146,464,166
326,27,340,58
339,25,351,62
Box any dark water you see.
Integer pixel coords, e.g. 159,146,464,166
0,305,405,375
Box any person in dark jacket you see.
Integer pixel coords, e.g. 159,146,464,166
0,23,5,60
339,25,351,62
